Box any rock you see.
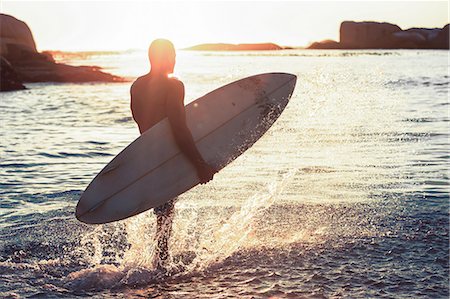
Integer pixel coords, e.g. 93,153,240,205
0,56,26,91
391,25,449,49
393,31,426,44
0,13,125,91
308,39,340,49
340,21,402,49
393,28,442,48
434,24,449,49
13,60,124,83
0,13,37,58
309,21,450,49
405,28,440,42
186,43,284,51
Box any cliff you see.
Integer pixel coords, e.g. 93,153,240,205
0,14,124,92
340,21,401,48
308,21,450,50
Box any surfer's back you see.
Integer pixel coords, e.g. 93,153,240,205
130,75,182,134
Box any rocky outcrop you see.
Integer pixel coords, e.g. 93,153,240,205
340,21,401,48
400,25,450,49
437,24,450,49
0,14,37,56
307,40,341,49
186,43,285,51
0,14,125,91
0,56,25,91
308,21,450,49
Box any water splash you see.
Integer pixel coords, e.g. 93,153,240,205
184,169,297,271
65,169,297,290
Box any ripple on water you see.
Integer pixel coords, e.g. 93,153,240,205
0,50,448,298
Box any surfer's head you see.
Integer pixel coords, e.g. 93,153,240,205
148,39,176,76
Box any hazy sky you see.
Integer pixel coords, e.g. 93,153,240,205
1,1,449,51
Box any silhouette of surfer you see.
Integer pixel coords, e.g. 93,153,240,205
130,39,216,269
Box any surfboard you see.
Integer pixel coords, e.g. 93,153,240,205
76,72,297,224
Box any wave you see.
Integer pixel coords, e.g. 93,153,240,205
37,151,113,158
386,77,450,88
199,51,401,58
114,116,132,123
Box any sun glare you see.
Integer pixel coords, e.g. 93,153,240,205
1,1,448,51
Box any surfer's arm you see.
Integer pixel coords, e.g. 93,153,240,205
166,80,205,164
166,80,216,183
129,81,141,130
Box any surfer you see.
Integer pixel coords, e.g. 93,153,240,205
130,39,216,269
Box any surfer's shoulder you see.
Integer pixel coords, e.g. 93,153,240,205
167,76,184,90
130,75,146,93
166,77,184,104
166,77,185,99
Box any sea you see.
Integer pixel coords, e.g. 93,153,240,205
0,49,448,298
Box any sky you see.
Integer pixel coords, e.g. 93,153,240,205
1,1,449,51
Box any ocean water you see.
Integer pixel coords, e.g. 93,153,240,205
0,49,448,298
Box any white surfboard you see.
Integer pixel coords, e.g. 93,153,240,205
76,73,297,224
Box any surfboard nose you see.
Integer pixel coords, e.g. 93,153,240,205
285,73,297,93
268,72,297,101
75,195,89,222
280,72,297,81
279,72,297,89
266,72,297,96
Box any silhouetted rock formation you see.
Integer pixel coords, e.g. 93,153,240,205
438,24,450,48
340,21,402,48
340,21,450,49
186,43,285,51
0,14,37,55
308,21,450,50
398,25,449,49
0,14,124,91
308,40,341,49
0,56,25,91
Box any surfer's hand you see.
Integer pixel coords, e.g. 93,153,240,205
195,161,216,184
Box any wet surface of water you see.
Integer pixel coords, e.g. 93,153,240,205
0,50,449,298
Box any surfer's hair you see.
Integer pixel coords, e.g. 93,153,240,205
148,39,175,71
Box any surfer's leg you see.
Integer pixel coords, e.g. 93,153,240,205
153,198,176,268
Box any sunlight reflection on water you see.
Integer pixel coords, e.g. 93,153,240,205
0,49,448,298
